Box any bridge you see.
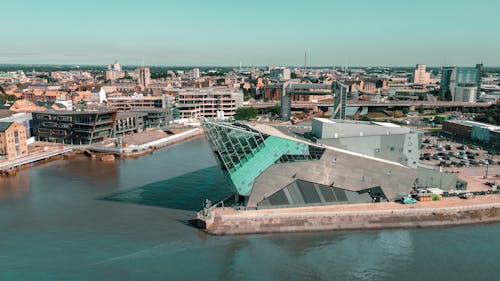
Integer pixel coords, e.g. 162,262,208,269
245,100,493,110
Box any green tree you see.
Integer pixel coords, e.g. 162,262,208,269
0,85,4,93
264,105,280,115
234,107,258,120
0,93,17,103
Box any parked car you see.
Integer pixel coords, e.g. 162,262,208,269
459,192,474,199
402,197,418,204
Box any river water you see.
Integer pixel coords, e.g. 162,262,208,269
1,137,499,281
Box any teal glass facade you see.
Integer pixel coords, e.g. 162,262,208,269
202,120,324,196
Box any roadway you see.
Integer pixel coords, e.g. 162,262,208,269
245,101,493,109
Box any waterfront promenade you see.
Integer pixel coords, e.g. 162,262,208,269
200,195,500,235
0,147,73,173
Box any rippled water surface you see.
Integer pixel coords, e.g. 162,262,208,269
1,137,499,281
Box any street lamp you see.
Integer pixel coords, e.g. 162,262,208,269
484,152,492,179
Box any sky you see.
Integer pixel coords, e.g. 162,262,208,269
1,0,499,66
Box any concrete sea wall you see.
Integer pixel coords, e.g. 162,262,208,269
201,203,500,235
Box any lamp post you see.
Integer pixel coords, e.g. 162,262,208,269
484,152,492,179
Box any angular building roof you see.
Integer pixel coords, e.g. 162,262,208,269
202,119,418,207
0,121,13,132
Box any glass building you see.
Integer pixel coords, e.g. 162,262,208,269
202,119,461,209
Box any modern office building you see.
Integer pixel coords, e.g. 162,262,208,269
332,81,348,120
32,111,117,144
0,122,28,160
107,94,170,110
114,111,147,135
440,65,482,102
201,119,461,208
175,89,243,119
413,64,431,85
440,67,454,99
454,85,477,103
113,108,173,135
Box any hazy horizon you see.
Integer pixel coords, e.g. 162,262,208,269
1,0,499,66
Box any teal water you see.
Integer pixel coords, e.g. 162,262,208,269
0,136,499,281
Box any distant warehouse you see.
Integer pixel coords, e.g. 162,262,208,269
442,120,500,150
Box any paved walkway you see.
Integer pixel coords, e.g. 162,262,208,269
215,194,500,217
0,147,73,171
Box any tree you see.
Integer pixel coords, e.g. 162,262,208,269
264,105,280,116
291,72,298,79
234,107,258,120
0,85,4,94
0,93,17,103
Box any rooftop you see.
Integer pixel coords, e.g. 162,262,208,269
447,120,500,131
33,110,117,115
0,122,13,132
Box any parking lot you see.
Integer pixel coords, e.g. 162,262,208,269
419,134,500,191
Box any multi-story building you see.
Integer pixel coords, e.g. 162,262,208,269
270,67,291,81
0,122,28,160
113,109,173,135
413,64,431,85
263,84,284,101
440,67,454,99
454,85,477,103
114,111,146,136
332,81,348,120
106,70,125,81
201,119,461,208
440,64,482,102
188,68,200,79
175,89,243,119
442,120,500,150
107,94,170,111
31,111,117,144
105,60,125,81
137,67,151,90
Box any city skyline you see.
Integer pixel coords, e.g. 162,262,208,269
1,0,499,66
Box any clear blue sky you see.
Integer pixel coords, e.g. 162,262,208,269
1,0,499,66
